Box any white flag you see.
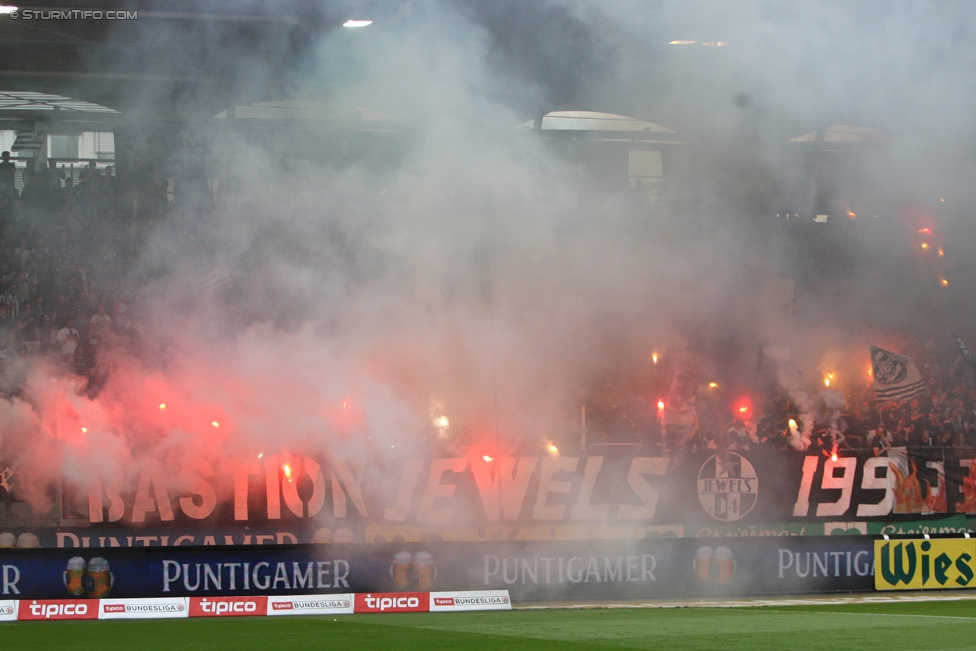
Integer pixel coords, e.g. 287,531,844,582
870,345,927,402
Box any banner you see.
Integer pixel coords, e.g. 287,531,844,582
3,449,975,548
874,538,976,590
0,600,17,621
429,591,511,612
98,597,188,619
0,537,875,602
267,594,353,616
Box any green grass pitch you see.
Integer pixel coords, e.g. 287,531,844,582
3,600,976,650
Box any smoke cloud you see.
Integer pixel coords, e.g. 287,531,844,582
2,1,975,521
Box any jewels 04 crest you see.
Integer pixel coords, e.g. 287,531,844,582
697,453,758,522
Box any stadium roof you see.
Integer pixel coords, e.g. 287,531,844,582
0,91,119,114
789,125,887,149
518,111,684,143
215,101,406,131
519,111,675,133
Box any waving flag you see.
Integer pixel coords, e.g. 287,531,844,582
955,334,976,369
870,345,928,402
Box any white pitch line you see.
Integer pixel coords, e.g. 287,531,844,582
515,592,976,611
756,610,976,621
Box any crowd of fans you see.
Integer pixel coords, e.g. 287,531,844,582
581,341,976,456
744,343,976,454
2,150,974,455
0,151,171,397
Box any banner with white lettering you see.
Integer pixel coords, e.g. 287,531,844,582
2,449,974,548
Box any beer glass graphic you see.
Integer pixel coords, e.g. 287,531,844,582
413,551,436,591
85,557,114,598
715,547,735,584
695,546,713,581
390,551,413,589
64,556,87,596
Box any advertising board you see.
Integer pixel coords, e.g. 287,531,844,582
874,539,976,590
0,537,876,602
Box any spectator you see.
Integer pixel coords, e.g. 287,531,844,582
15,301,38,356
0,151,15,194
56,318,80,360
39,313,57,355
13,270,32,304
872,431,892,457
88,302,112,345
0,304,13,342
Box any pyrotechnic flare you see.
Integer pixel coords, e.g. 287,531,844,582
787,419,802,448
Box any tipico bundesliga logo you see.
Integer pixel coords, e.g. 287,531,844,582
698,453,758,522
